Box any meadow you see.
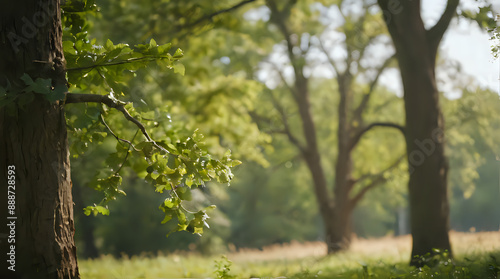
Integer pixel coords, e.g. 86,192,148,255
79,231,500,278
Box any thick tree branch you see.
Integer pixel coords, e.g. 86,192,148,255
349,155,405,209
349,122,405,151
65,93,168,153
426,0,459,47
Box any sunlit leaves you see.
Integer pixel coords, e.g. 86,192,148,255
83,205,110,216
460,5,497,30
64,36,184,92
61,1,238,238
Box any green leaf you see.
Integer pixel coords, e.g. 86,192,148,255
158,43,172,54
161,212,173,224
104,48,123,60
163,198,176,209
63,40,77,55
150,38,157,48
20,73,33,85
105,39,114,50
46,84,67,103
231,160,242,167
173,48,184,59
177,186,192,201
173,63,185,76
83,205,110,216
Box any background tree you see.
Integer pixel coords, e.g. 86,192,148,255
255,0,406,253
376,0,498,266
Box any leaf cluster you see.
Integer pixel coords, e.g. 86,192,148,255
61,0,239,236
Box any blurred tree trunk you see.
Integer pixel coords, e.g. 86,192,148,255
265,0,405,254
377,0,458,266
0,0,80,277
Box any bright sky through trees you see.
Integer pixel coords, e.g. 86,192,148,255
250,0,499,97
424,0,499,93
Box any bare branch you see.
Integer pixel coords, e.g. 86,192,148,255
66,56,172,72
352,54,396,122
267,0,305,81
317,38,341,77
349,122,405,151
182,0,257,29
267,90,306,152
372,97,398,114
349,155,405,209
263,60,298,100
100,114,139,151
115,130,140,174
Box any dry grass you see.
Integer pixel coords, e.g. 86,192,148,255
228,231,500,263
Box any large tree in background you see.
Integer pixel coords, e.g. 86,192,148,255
376,0,459,265
260,0,406,253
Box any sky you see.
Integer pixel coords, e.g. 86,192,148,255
423,0,500,94
251,1,500,98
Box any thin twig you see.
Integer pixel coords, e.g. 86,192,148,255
352,54,396,122
100,114,139,151
181,0,258,29
349,155,405,209
267,90,305,152
115,130,140,174
66,56,172,72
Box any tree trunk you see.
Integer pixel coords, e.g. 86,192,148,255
295,74,339,252
324,206,353,253
377,0,456,266
326,72,355,253
0,0,80,277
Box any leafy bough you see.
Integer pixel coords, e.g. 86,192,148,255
61,37,241,235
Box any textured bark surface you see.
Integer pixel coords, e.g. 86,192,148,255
0,0,80,277
377,0,457,266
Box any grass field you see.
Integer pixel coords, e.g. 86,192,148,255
79,231,500,278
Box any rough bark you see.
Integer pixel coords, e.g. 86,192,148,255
377,0,457,266
0,0,79,277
